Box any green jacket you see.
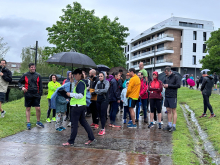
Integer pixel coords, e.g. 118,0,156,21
47,81,61,99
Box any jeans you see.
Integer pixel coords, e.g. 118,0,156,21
110,101,119,125
68,105,95,144
203,95,214,114
90,100,99,124
123,106,131,120
96,100,109,129
47,99,56,118
135,99,147,120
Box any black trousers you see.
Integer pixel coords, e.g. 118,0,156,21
5,88,10,102
203,95,214,114
47,99,56,118
196,82,199,89
68,105,95,144
90,100,99,124
66,102,70,119
96,100,108,129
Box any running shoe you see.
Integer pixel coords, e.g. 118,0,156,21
128,123,137,128
90,123,96,127
209,114,216,118
127,120,132,125
36,121,44,128
56,128,63,131
161,121,164,125
144,118,148,123
148,123,154,128
67,122,71,127
158,123,162,129
85,139,97,145
94,124,99,129
27,123,31,130
112,125,121,128
98,129,105,136
169,126,176,132
60,126,66,130
123,119,127,124
163,125,171,131
109,124,112,127
1,111,6,118
199,114,207,118
52,117,56,122
46,118,51,123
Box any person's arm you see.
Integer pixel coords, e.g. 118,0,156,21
48,82,57,92
200,78,207,91
18,74,25,89
2,69,12,82
38,75,43,96
68,81,85,99
148,82,160,91
167,76,181,89
126,79,134,98
95,81,109,94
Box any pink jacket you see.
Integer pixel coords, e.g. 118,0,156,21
139,78,148,99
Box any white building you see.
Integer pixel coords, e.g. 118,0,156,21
124,17,214,76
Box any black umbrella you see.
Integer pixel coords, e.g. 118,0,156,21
97,64,110,72
46,51,97,70
158,71,182,83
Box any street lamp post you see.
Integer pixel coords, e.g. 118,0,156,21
154,49,156,71
30,41,38,69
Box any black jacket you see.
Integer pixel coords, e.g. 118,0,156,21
18,72,43,97
0,67,12,82
164,73,181,98
201,76,214,96
109,78,121,102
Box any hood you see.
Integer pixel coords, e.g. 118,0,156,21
107,75,114,82
101,71,106,80
207,75,213,80
57,86,65,96
152,71,158,81
65,71,72,83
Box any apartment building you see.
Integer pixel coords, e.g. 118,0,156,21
124,17,214,76
6,62,21,73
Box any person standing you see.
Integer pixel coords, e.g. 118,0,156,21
18,63,44,130
89,69,99,129
163,67,181,132
126,68,141,128
122,73,130,88
148,71,163,129
95,72,110,135
182,77,186,87
119,69,126,82
139,62,148,82
46,74,61,123
63,69,96,146
0,60,12,118
109,72,121,128
213,72,218,91
196,76,200,90
189,74,194,89
199,70,216,118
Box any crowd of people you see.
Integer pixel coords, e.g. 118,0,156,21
0,59,218,146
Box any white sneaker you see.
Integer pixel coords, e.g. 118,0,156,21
67,122,71,127
153,120,156,125
161,121,163,125
1,111,6,118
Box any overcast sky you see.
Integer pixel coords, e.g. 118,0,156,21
0,0,220,62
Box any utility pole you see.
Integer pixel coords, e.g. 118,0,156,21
30,41,38,70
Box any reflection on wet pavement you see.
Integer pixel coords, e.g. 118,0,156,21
0,107,172,165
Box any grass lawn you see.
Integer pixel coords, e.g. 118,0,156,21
177,87,220,154
172,104,200,165
0,95,48,139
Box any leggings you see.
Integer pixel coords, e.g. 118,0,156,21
90,100,99,124
203,95,213,114
47,99,56,118
150,99,162,113
96,100,108,129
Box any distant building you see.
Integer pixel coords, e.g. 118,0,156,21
6,62,21,74
124,17,214,76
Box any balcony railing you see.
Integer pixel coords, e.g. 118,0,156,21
131,34,173,50
156,59,172,64
131,59,172,68
131,47,173,60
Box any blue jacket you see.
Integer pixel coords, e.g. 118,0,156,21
56,94,67,113
109,78,121,102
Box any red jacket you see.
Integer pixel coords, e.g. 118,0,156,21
148,71,163,99
139,78,148,99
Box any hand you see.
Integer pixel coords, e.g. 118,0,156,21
163,84,168,88
117,100,120,103
66,99,69,101
66,92,70,97
0,72,3,76
121,100,123,102
22,87,27,93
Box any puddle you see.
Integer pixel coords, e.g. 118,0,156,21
181,104,220,164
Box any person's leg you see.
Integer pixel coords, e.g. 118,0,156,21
96,101,101,125
120,101,123,111
5,88,10,102
100,101,108,129
26,107,31,122
35,107,41,122
204,95,214,114
47,99,52,118
91,101,99,124
149,99,154,123
123,105,127,120
55,113,61,129
112,101,119,125
128,99,135,125
172,108,177,124
0,101,3,112
167,107,172,126
203,95,208,114
135,100,140,120
142,99,147,119
52,109,56,118
154,107,157,121
156,99,162,123
66,103,70,119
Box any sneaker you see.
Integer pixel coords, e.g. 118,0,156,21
98,129,105,136
112,125,121,128
1,111,6,118
169,126,176,132
85,139,97,145
153,120,156,125
56,128,63,131
161,121,164,125
128,123,137,128
94,124,99,129
90,123,96,127
135,119,139,122
158,123,162,129
128,120,132,125
144,118,148,123
123,119,126,124
148,123,154,128
52,117,56,122
36,121,44,128
67,122,71,127
163,125,171,131
27,123,31,130
46,118,51,123
199,114,207,118
209,114,216,118
60,126,66,130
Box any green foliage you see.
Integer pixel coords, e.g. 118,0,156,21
20,46,68,77
200,29,220,74
44,2,129,68
0,37,10,59
8,88,24,102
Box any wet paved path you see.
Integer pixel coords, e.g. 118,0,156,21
0,107,172,165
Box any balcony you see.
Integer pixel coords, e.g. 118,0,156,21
156,59,172,64
131,59,173,69
131,34,174,51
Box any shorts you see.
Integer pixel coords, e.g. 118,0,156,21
164,97,177,109
0,92,5,102
214,81,217,85
150,99,162,113
25,96,41,107
128,98,137,108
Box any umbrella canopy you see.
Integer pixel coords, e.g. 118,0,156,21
187,79,195,86
183,74,189,78
46,52,97,69
158,71,182,83
97,64,110,72
109,66,128,75
201,69,210,74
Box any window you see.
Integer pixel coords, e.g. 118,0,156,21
180,55,182,60
203,32,206,41
181,31,182,36
193,43,196,52
157,55,164,63
151,57,154,64
127,64,129,70
127,45,129,52
193,31,197,40
203,44,206,53
127,54,129,61
203,56,205,59
124,47,126,53
179,22,203,28
157,43,164,50
152,46,155,51
180,43,182,48
192,56,196,65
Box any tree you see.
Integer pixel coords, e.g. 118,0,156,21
44,2,129,68
0,37,10,59
200,29,220,74
20,46,68,77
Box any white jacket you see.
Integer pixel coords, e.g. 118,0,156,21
121,88,128,106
